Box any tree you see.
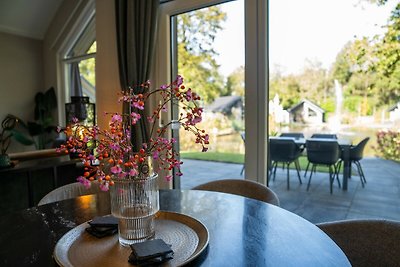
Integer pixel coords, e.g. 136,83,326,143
373,3,400,105
225,66,244,96
297,60,332,103
79,41,96,86
331,42,353,85
351,2,400,106
269,62,332,110
177,6,226,104
373,4,400,76
360,0,388,5
269,74,301,109
329,39,377,114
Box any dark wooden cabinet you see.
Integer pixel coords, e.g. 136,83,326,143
0,155,83,215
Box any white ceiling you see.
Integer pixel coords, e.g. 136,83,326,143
0,0,63,40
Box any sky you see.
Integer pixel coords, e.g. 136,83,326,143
213,0,397,77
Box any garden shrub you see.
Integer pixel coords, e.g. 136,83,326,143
375,129,400,162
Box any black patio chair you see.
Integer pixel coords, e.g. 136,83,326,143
306,139,341,194
280,133,305,149
280,132,305,139
304,133,338,177
269,138,302,190
337,137,370,187
310,133,338,139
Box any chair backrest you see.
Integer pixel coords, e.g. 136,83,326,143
306,139,340,165
192,179,280,206
38,182,107,206
350,137,370,161
269,138,301,162
311,133,338,139
280,132,304,139
317,219,400,267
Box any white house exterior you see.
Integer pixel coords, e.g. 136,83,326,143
269,94,289,124
389,102,400,122
288,99,325,124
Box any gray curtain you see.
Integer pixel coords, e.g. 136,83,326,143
115,0,159,152
71,62,83,97
68,62,87,122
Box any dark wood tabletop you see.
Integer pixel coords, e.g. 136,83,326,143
0,189,350,266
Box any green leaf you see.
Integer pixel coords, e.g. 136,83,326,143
11,130,35,146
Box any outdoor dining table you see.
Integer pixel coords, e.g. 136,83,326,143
269,136,352,190
0,189,350,266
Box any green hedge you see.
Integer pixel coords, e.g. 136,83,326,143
375,130,400,162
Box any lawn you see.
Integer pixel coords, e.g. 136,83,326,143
180,151,244,164
180,151,331,173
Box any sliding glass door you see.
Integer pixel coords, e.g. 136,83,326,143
156,0,268,189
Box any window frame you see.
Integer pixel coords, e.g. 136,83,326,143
56,0,96,127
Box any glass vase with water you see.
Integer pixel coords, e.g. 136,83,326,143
110,173,159,246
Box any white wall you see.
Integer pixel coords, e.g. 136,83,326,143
95,0,121,130
0,32,44,153
0,0,90,153
0,32,43,120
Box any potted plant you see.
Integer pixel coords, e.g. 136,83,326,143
0,115,19,168
12,87,58,150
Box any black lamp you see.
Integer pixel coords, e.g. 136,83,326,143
65,96,96,126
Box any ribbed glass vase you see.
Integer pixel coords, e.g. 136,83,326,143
110,173,159,247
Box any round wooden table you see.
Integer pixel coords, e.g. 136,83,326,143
0,189,350,266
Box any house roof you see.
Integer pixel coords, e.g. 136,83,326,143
288,99,325,113
206,95,242,113
388,102,400,112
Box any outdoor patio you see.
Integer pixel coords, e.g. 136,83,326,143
180,157,400,224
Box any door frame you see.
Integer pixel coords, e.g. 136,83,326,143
154,0,268,188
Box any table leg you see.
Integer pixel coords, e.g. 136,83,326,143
27,171,34,207
341,145,350,191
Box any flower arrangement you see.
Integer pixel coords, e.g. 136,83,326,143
59,75,209,191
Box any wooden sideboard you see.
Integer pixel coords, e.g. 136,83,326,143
0,155,83,215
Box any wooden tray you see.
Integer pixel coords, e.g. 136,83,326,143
54,211,209,266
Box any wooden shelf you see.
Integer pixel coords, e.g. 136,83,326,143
0,154,83,215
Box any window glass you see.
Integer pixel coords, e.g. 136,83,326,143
65,18,96,108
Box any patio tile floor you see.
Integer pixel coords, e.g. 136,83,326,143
180,157,400,224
